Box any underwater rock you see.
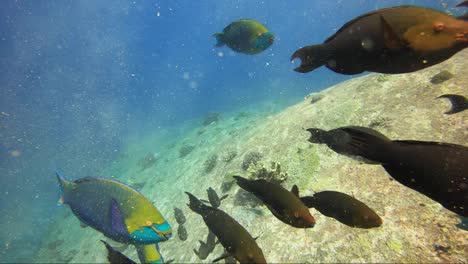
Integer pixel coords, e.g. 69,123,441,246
241,151,263,170
179,144,195,158
248,161,288,185
203,154,218,173
203,112,221,126
137,153,157,171
430,70,454,84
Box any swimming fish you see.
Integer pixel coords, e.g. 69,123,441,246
201,187,228,208
291,5,468,74
101,240,136,264
173,207,186,225
55,171,172,244
185,192,266,264
437,94,467,114
135,244,166,264
213,19,274,55
193,230,219,260
306,126,468,217
233,176,315,228
177,224,188,241
300,191,382,228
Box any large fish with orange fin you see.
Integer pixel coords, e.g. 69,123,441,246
291,2,468,75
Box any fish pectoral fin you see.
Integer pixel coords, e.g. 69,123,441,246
110,199,129,237
291,185,300,197
219,194,229,201
211,252,231,263
380,15,405,50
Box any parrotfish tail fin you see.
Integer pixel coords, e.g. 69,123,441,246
300,196,316,208
55,169,70,206
456,0,468,7
185,192,210,215
212,33,225,47
305,128,328,143
437,94,468,114
290,44,332,73
136,244,164,264
339,126,391,163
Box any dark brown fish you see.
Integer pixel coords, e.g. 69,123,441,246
291,5,468,75
306,126,468,217
233,176,315,228
457,0,468,7
177,224,188,241
301,191,382,228
101,240,136,264
185,192,266,264
437,94,468,114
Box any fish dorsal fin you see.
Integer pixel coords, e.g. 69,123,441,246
110,199,129,237
291,185,300,197
380,15,404,49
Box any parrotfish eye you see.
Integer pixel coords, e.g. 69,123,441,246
433,22,445,32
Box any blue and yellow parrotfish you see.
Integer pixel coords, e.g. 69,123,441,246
56,171,172,263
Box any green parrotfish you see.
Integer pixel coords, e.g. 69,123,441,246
291,4,468,74
233,176,315,228
213,19,274,55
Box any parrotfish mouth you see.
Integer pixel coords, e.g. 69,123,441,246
145,220,172,241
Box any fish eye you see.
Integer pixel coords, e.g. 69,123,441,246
433,22,445,32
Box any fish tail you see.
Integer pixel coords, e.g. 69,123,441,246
212,33,225,47
291,44,333,73
55,169,70,205
437,94,468,114
185,192,209,215
305,128,328,143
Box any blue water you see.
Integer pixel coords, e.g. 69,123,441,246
0,0,464,262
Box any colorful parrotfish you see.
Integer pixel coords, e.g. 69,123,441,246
56,171,172,263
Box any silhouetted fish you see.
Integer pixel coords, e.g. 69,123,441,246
306,126,468,217
291,5,468,74
213,19,274,55
193,230,218,260
177,224,188,241
233,176,315,228
185,192,266,264
437,94,467,114
174,207,186,225
201,187,228,208
457,0,468,7
101,240,136,264
300,191,382,228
